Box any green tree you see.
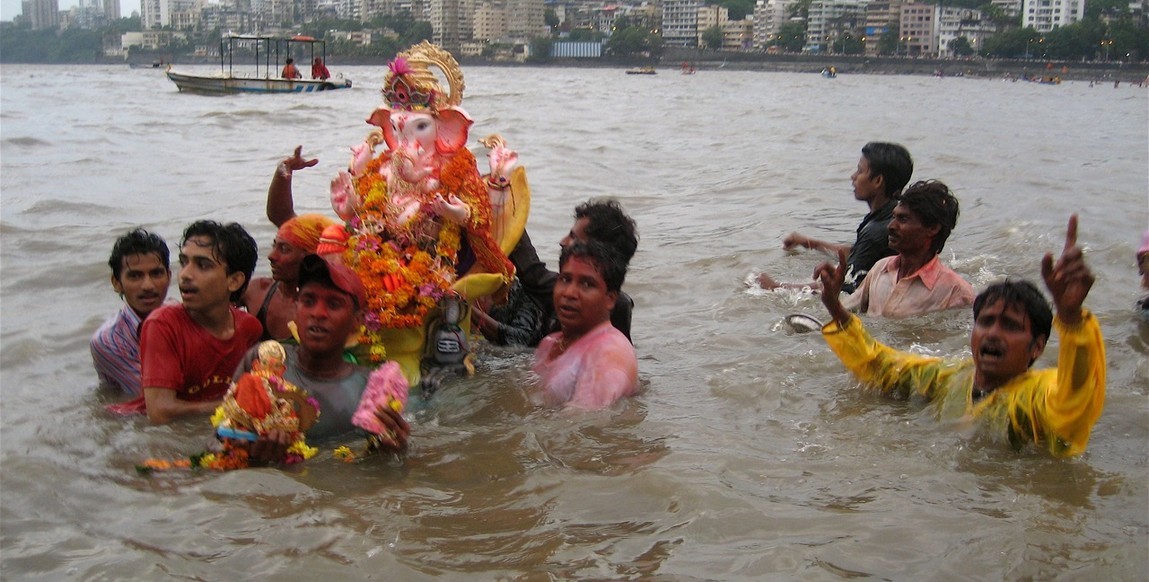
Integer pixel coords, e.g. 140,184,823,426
878,24,900,55
720,0,754,20
832,32,864,55
544,8,559,32
773,21,806,53
605,25,661,57
529,37,553,62
787,0,812,20
702,25,724,50
948,36,975,57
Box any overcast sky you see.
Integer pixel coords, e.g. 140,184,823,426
2,0,141,23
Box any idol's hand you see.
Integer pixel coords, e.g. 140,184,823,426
430,193,471,224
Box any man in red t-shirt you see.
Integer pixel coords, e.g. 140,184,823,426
131,220,262,424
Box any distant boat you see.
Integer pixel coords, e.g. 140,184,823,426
129,59,166,69
166,34,352,95
680,61,696,75
821,67,837,78
626,66,657,75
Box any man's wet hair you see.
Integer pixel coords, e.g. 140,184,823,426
861,142,914,197
574,199,638,265
559,240,627,293
898,180,960,256
109,228,170,280
180,220,259,303
973,279,1053,347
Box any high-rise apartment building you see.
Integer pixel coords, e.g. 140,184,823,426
431,0,473,53
662,0,703,47
22,0,60,29
1021,0,1084,32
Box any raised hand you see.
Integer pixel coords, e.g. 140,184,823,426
814,249,851,326
1041,214,1093,325
278,145,319,177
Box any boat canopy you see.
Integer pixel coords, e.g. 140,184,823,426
218,34,329,79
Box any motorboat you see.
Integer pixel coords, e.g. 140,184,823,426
626,66,657,75
166,34,352,95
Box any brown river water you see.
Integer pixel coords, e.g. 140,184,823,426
1,63,1147,579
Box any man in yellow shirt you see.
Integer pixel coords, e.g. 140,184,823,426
813,215,1104,457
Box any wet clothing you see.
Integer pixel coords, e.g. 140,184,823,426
90,304,145,396
255,280,280,341
532,321,638,410
843,255,974,317
235,343,373,441
821,312,1106,457
485,278,547,347
114,304,262,414
510,231,634,342
843,199,897,294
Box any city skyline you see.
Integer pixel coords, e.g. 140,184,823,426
2,0,138,22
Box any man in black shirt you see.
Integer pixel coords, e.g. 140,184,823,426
756,142,913,294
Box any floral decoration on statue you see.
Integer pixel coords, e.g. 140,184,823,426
137,341,320,473
329,41,514,365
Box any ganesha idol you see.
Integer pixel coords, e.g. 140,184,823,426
327,41,530,384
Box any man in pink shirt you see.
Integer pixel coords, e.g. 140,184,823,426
533,241,638,409
842,180,974,317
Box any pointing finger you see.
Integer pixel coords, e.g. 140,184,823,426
1064,214,1078,253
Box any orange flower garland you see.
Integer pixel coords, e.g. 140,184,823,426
343,154,466,362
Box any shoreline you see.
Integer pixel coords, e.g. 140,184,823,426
97,49,1149,83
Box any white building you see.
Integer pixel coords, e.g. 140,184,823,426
806,0,866,54
753,0,800,50
936,6,994,57
1022,0,1084,32
662,0,703,47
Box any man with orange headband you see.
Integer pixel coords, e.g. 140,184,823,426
243,213,336,341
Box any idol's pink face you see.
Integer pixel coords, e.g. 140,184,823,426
553,255,617,339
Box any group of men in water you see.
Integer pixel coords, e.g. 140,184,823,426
91,147,641,463
753,141,1106,457
91,139,1113,463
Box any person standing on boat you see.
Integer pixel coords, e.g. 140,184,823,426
282,58,302,80
91,228,172,396
242,213,335,341
755,142,913,294
311,57,330,80
114,221,263,424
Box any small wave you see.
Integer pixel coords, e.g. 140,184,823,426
3,136,52,148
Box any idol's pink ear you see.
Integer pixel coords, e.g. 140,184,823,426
367,106,397,150
435,107,474,154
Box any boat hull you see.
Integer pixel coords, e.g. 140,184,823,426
166,70,352,95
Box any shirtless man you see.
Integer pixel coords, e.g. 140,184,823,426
532,241,638,409
242,213,335,341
